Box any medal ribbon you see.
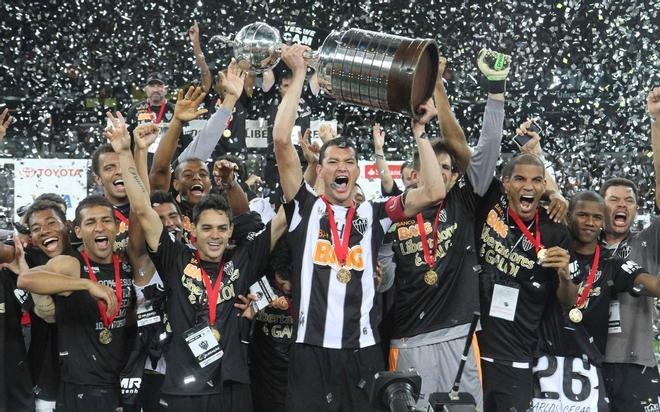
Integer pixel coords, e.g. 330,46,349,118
576,245,600,308
114,209,129,226
320,196,356,268
508,208,543,253
80,251,122,328
416,201,445,271
147,100,167,124
195,251,225,328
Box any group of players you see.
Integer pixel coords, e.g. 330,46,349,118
0,39,659,412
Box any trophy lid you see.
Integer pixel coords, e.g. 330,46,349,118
233,22,282,73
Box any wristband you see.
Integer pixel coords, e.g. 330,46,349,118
416,132,429,140
488,79,506,94
375,153,385,160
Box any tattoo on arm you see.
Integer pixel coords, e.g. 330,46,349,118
128,167,148,195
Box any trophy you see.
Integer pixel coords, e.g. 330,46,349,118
212,22,439,118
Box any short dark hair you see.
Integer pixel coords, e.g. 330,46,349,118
268,238,292,281
399,161,413,175
25,200,67,228
174,158,208,180
599,177,639,201
412,139,457,172
150,190,182,215
568,191,605,215
91,143,116,176
318,137,358,165
74,195,116,226
501,154,545,178
192,193,233,225
34,193,67,212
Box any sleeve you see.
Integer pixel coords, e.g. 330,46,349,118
177,105,232,162
381,179,403,197
612,258,648,295
231,211,265,247
383,194,407,223
243,223,273,286
283,182,318,229
466,98,505,197
147,228,187,288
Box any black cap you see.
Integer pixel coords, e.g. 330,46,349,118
145,72,166,85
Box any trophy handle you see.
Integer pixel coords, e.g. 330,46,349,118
272,47,320,69
209,34,236,47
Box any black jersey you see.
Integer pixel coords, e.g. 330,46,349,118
148,224,271,396
54,252,134,386
475,180,571,363
0,269,34,412
391,176,481,338
250,290,294,406
113,203,130,258
538,252,645,358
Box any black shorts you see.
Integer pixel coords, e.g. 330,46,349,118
56,382,120,412
158,381,252,412
481,360,533,412
286,343,385,412
603,362,660,411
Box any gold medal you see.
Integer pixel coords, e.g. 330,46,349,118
336,267,352,284
223,129,231,138
99,328,113,345
424,270,438,286
211,327,221,342
569,307,583,323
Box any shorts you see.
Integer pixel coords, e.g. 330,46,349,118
56,382,120,412
286,343,385,412
603,362,660,411
481,359,533,412
157,381,252,412
389,334,482,410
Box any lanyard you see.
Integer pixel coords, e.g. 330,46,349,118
416,201,445,271
114,209,129,226
195,251,225,327
80,251,122,328
147,100,167,124
508,208,543,253
576,245,600,307
320,196,356,268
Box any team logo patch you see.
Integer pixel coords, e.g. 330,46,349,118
353,217,368,235
522,235,534,252
439,209,448,223
165,111,173,121
14,289,29,305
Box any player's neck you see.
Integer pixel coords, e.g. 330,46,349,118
603,230,628,245
572,239,597,256
84,249,114,265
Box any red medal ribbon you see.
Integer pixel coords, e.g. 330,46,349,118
114,209,129,226
80,251,122,328
508,208,543,253
147,100,167,124
576,245,600,308
320,196,356,268
416,201,445,271
195,251,225,328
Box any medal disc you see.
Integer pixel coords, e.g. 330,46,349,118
336,268,352,284
211,327,221,342
223,129,231,138
569,308,583,323
99,328,113,345
424,270,438,285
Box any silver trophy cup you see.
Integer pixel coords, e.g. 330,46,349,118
214,22,438,118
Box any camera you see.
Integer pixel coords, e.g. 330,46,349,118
512,119,543,149
368,370,422,412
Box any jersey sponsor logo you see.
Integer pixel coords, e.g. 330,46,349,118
480,226,535,277
120,377,141,395
486,209,508,238
396,222,457,263
312,239,364,271
621,260,641,274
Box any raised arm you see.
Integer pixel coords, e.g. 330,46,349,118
189,21,212,93
372,123,396,194
106,112,164,252
648,87,660,210
177,61,245,163
0,108,14,142
149,86,208,191
213,159,249,215
434,57,471,172
273,45,309,202
400,99,446,216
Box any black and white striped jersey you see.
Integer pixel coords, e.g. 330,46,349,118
284,183,405,349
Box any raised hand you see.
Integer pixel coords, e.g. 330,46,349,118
0,108,14,141
412,98,438,132
435,56,447,91
299,128,319,164
477,48,511,81
372,123,385,153
219,59,247,99
133,123,160,150
0,237,29,275
188,21,200,45
173,86,208,123
104,112,131,153
516,119,543,156
648,87,660,118
213,159,239,185
317,122,336,143
547,192,568,223
280,44,310,74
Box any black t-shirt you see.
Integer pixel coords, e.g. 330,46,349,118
382,179,403,197
538,252,645,358
113,203,130,257
54,252,135,386
475,180,571,363
391,176,481,338
125,100,176,133
148,224,271,395
0,269,34,411
210,91,252,157
250,289,294,405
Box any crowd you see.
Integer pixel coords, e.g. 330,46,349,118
1,4,659,412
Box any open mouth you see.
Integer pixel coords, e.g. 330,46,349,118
42,237,60,252
94,235,110,250
519,195,535,213
113,179,125,190
333,176,349,192
207,240,222,251
189,184,204,197
613,211,627,227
